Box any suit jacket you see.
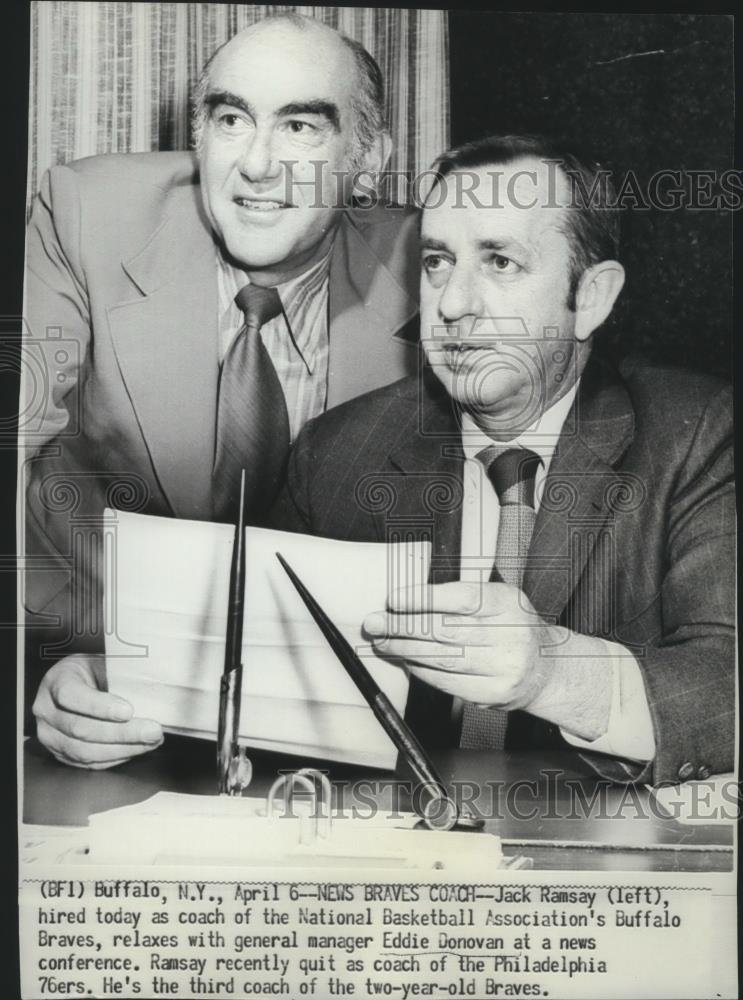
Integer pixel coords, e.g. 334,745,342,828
271,353,735,785
23,151,419,662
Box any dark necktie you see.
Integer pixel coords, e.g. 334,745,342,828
459,447,541,750
212,284,291,523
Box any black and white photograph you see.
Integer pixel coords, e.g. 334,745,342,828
16,4,737,998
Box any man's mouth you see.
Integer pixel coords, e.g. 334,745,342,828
442,343,490,353
440,342,496,363
233,197,292,211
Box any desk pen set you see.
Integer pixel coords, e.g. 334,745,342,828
29,484,524,870
67,472,521,873
84,472,516,869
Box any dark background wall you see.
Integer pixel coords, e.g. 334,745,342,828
448,12,734,379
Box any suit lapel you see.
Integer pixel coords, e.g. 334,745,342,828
369,357,635,618
327,212,418,408
523,354,635,621
107,184,218,518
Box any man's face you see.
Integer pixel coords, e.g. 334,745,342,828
420,159,585,437
199,23,358,283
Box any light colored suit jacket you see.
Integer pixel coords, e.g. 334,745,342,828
272,353,735,785
23,151,419,651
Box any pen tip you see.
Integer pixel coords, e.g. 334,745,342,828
276,552,296,581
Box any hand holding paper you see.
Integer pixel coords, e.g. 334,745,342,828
365,580,616,741
33,654,163,768
103,511,430,769
364,581,554,708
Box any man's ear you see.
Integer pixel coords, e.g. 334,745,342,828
573,261,625,342
352,130,392,197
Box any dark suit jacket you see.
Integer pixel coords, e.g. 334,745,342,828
271,353,735,785
23,151,419,667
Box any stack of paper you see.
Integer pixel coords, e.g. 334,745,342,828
85,793,504,870
104,511,431,769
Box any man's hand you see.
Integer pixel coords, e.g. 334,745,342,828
33,655,164,769
363,581,552,709
363,581,612,740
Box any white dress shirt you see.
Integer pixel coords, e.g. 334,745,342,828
459,385,656,763
217,249,331,441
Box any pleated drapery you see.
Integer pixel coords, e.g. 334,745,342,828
27,2,450,213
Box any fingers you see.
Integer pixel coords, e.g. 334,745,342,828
38,707,163,746
407,663,513,706
34,711,163,768
373,637,464,670
365,609,531,707
364,610,500,648
368,620,519,683
36,717,162,769
387,581,505,615
367,586,548,713
369,634,497,673
33,656,163,769
46,666,134,722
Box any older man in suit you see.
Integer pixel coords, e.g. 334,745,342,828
25,14,418,767
273,135,734,785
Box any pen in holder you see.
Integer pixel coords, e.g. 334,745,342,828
266,768,334,845
217,470,252,795
276,553,485,832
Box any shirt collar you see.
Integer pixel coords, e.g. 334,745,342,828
217,246,333,370
274,247,333,323
460,380,580,468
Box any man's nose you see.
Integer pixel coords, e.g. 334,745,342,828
238,126,282,184
438,266,483,326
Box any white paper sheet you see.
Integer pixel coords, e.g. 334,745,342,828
104,510,431,769
82,793,504,870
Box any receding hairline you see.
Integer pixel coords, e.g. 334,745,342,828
192,14,385,159
420,158,584,284
426,156,575,208
209,15,356,75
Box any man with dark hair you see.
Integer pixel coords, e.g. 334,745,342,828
431,134,621,307
273,134,734,784
25,15,419,768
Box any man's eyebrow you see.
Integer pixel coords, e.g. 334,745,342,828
420,238,452,253
478,237,532,258
276,100,340,131
204,90,255,118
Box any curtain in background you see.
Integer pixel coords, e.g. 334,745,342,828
27,2,449,214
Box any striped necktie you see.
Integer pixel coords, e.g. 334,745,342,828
212,284,290,523
459,447,541,749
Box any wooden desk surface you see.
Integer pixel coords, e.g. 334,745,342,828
22,735,733,872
